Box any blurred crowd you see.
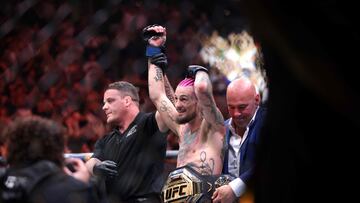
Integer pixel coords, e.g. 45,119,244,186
0,0,232,154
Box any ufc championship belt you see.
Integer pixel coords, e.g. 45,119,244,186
162,165,233,203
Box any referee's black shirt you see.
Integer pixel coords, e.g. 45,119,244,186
92,112,167,201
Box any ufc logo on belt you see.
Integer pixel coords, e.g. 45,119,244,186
164,184,189,201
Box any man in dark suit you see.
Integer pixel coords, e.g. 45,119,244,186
212,77,266,203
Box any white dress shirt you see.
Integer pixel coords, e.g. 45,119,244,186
227,108,258,197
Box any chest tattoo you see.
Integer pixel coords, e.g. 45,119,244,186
177,129,197,162
183,129,197,145
187,151,215,175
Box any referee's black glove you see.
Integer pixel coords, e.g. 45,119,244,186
93,160,118,179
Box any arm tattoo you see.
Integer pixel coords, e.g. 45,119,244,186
203,91,224,125
159,100,175,121
213,106,224,125
154,68,163,82
164,76,176,105
197,75,224,125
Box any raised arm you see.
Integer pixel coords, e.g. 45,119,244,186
148,62,180,135
188,66,225,130
143,24,180,135
164,75,176,105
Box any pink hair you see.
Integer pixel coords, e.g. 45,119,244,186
177,78,194,87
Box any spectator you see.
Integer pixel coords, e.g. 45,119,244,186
0,116,104,203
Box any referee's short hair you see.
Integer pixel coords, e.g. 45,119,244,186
107,81,140,105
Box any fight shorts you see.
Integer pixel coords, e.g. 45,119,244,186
161,165,234,203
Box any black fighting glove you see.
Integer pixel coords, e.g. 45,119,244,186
186,65,209,79
93,160,118,179
142,24,164,42
142,24,166,57
150,53,168,72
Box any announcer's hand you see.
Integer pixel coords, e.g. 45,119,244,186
212,185,237,203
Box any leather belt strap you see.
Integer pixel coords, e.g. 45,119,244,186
162,166,233,203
